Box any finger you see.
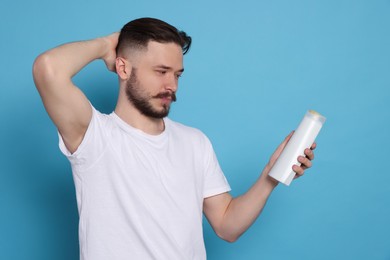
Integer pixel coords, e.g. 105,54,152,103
281,131,294,148
310,142,317,150
278,131,294,152
269,131,294,162
298,155,312,169
304,148,315,160
292,165,304,176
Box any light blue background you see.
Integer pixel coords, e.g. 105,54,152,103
1,0,389,259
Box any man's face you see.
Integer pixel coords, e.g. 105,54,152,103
125,41,184,118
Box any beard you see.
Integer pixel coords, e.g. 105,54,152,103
125,69,176,119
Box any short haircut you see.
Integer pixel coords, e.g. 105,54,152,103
116,17,192,57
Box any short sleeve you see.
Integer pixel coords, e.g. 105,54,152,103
202,137,231,198
58,105,108,172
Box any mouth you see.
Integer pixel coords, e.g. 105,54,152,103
154,92,177,102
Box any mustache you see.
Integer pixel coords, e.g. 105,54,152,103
154,92,177,102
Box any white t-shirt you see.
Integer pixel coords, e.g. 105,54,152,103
59,106,231,260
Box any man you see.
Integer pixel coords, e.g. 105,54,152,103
33,18,315,260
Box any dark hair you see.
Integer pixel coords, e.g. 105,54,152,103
116,17,192,56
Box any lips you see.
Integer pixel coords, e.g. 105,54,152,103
154,92,177,102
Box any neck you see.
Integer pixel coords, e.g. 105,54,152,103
115,96,165,135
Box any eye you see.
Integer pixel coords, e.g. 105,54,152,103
156,70,167,75
175,74,182,79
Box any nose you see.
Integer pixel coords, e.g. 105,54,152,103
165,73,178,93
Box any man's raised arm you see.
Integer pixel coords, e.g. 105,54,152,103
32,33,118,153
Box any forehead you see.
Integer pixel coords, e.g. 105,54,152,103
138,41,183,69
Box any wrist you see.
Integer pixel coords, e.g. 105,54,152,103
97,34,118,72
260,165,279,190
95,37,111,60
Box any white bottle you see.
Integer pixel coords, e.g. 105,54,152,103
268,110,326,186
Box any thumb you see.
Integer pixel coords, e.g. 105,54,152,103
268,131,294,167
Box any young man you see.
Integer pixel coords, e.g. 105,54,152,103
33,18,315,260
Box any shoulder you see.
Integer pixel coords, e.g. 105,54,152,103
59,106,112,161
91,106,113,127
165,118,211,144
79,106,114,146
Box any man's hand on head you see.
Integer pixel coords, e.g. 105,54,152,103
102,32,120,73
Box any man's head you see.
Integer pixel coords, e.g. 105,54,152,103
116,17,191,59
116,18,191,119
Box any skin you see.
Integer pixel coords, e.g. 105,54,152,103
115,40,184,134
33,32,315,243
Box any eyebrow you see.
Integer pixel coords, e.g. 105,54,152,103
154,65,184,73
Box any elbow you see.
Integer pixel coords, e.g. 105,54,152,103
223,236,239,243
216,231,241,243
32,53,57,90
212,217,243,243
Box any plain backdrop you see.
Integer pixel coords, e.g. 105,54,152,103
1,0,389,259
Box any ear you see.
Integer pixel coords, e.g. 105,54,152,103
116,57,132,80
